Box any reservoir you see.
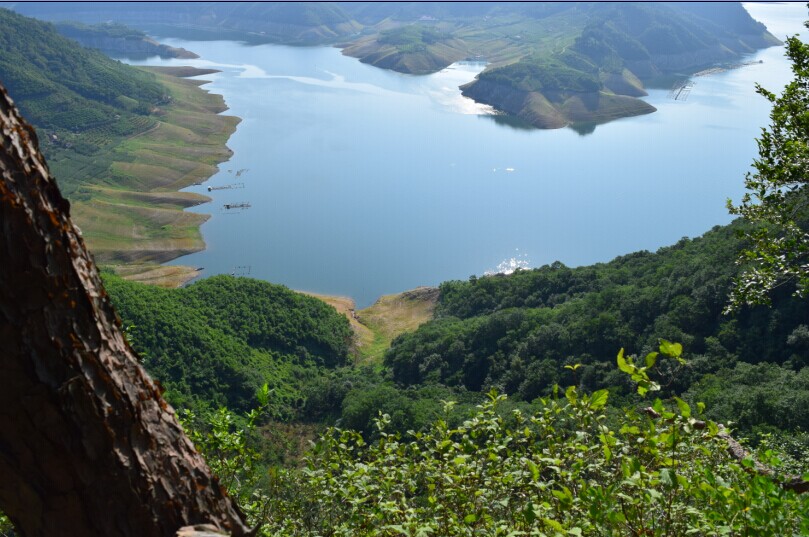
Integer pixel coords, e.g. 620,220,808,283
128,2,806,308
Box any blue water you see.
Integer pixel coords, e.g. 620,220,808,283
127,2,807,307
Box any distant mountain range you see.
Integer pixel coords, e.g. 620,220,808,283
5,2,781,128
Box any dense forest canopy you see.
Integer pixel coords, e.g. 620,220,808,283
104,274,352,414
0,8,163,127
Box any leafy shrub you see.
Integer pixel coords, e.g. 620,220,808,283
190,344,809,536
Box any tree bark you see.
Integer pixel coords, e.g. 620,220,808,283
0,84,251,536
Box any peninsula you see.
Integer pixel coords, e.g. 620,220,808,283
9,2,781,130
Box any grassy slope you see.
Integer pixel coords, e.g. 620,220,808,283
68,68,239,281
356,287,440,364
0,9,237,285
300,287,439,365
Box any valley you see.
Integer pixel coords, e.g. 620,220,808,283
0,3,807,534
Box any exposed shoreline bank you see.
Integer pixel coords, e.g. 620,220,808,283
299,287,439,364
96,65,240,287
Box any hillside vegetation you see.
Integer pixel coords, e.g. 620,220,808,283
103,219,809,443
0,8,163,149
104,274,353,414
0,9,238,279
387,220,809,436
54,21,199,60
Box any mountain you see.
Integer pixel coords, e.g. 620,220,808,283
0,8,238,273
6,2,780,129
0,8,163,146
7,2,362,45
54,21,199,60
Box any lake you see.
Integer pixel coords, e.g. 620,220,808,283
128,2,807,308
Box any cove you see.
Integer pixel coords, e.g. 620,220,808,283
127,2,806,308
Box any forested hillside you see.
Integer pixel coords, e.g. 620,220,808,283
104,219,809,441
104,274,352,414
54,21,199,60
0,8,164,173
387,220,809,435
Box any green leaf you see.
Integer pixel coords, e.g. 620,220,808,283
644,351,658,369
256,382,270,407
565,385,577,405
674,397,691,418
464,513,477,524
589,389,609,410
526,459,540,481
617,348,633,373
523,503,537,524
659,340,683,359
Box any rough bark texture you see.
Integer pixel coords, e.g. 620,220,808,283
0,84,251,535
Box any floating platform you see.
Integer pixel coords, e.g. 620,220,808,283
208,182,245,192
231,265,251,276
668,80,695,101
222,201,251,211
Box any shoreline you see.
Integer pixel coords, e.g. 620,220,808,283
298,287,439,364
93,65,241,287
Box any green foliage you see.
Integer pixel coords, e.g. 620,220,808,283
385,223,809,439
0,9,163,120
0,514,13,536
104,274,352,414
180,407,270,527
0,8,165,195
727,26,809,310
686,362,809,434
480,56,601,94
180,349,808,536
205,376,808,536
55,21,146,40
378,25,448,53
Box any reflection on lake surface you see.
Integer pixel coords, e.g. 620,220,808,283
128,2,806,307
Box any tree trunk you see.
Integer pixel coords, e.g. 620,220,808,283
0,84,251,536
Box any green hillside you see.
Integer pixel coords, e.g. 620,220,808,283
53,21,199,60
0,8,164,181
104,274,352,414
385,220,809,435
101,218,809,441
0,9,239,278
